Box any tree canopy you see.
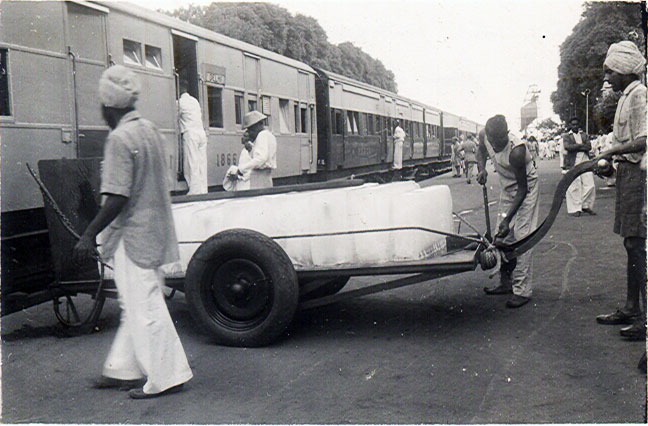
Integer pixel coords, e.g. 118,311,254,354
168,3,397,92
550,2,645,134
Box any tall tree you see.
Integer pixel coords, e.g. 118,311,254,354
551,2,645,134
168,3,398,92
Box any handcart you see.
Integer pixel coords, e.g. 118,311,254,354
26,158,605,346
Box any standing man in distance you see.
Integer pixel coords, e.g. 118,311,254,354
594,41,646,344
461,134,478,184
73,65,193,399
393,119,406,171
233,110,276,189
477,115,540,308
179,79,208,195
562,116,596,217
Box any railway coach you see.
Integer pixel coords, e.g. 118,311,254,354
314,69,448,181
1,0,319,304
0,0,481,314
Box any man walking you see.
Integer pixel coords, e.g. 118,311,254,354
562,117,596,217
179,79,208,195
477,115,540,308
594,41,646,343
461,134,478,184
73,65,193,399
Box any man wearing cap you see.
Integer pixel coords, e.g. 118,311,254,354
594,41,646,343
476,115,540,308
178,79,208,195
393,119,406,170
230,110,276,189
72,65,193,399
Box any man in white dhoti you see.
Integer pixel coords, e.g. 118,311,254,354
179,79,208,195
562,117,596,217
73,65,193,399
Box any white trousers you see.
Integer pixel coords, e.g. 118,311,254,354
103,240,193,394
566,171,596,214
498,182,540,298
183,130,208,195
393,140,403,170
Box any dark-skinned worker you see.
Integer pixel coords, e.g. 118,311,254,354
477,115,540,308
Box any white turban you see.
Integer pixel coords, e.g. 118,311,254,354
98,65,140,108
604,41,646,75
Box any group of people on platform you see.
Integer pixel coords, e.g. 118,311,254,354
450,134,480,184
65,38,645,400
475,40,646,370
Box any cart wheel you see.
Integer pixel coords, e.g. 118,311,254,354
299,276,350,301
185,229,298,347
53,292,105,329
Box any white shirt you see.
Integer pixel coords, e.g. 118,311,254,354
178,92,205,134
394,126,406,142
238,129,277,173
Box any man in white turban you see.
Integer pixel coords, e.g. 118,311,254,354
74,65,193,399
594,41,647,347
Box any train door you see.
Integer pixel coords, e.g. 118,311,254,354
172,32,199,181
65,1,109,158
298,71,312,172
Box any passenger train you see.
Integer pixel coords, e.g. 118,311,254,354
0,1,482,303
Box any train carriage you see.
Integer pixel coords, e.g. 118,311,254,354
0,0,481,315
0,0,319,307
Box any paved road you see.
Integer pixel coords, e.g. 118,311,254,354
2,158,645,423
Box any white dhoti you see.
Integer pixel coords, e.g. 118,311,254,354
393,140,403,170
183,129,208,195
103,240,193,394
566,172,596,214
249,168,273,190
498,181,540,298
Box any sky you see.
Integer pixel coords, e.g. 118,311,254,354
128,0,587,131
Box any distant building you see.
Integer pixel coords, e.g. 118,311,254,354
520,100,538,131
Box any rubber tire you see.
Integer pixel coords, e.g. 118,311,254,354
299,276,350,301
184,228,298,347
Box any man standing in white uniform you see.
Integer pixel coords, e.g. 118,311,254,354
234,110,276,189
562,117,596,217
393,119,406,170
73,65,193,399
179,79,208,194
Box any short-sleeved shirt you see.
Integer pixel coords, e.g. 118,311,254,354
461,139,478,163
99,110,179,268
612,80,647,164
394,126,406,142
178,92,205,134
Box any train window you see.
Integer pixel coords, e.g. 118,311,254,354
346,111,358,134
294,105,300,133
207,86,223,128
0,49,10,117
123,39,142,66
248,99,257,112
366,114,374,135
332,109,344,135
300,106,307,134
278,99,290,134
234,93,244,125
145,45,162,70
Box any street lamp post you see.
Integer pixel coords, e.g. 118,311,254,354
581,88,590,134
